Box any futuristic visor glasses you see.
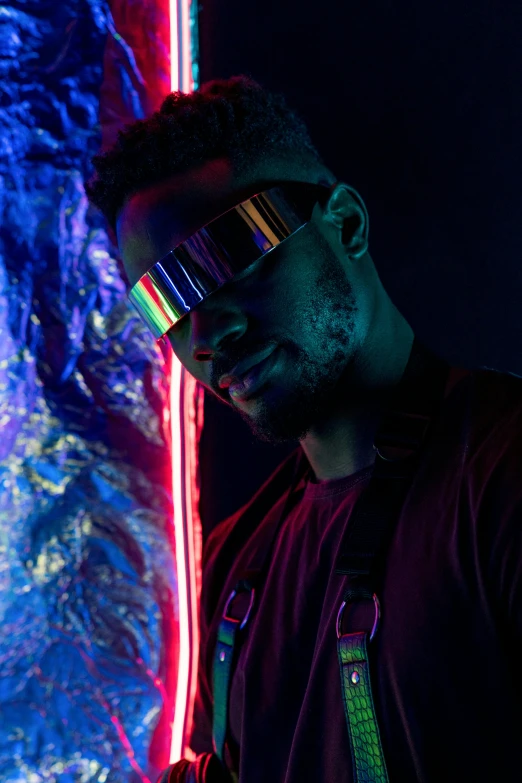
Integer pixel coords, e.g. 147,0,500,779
128,182,329,340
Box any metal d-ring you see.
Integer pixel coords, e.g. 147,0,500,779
223,586,256,630
336,592,381,641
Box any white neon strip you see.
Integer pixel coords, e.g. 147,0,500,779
170,0,180,92
182,373,202,757
169,365,201,764
169,357,191,762
180,0,193,92
168,0,198,763
170,0,193,94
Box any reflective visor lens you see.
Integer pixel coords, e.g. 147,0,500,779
128,183,328,339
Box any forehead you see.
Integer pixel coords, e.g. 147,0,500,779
118,159,235,287
116,155,336,288
117,159,280,288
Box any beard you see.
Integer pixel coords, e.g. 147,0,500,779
233,258,359,445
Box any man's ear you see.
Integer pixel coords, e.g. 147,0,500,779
321,183,369,259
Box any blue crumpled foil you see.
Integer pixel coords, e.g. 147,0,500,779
0,1,179,781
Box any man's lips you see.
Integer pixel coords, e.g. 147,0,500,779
218,345,278,390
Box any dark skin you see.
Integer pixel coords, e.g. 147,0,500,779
117,157,414,480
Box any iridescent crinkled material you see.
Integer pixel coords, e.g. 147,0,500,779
0,1,185,781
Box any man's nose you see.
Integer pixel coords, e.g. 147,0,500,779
189,301,248,362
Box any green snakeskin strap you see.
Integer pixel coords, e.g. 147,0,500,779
212,615,238,762
337,630,389,783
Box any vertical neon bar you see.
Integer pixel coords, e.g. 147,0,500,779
169,0,179,92
171,0,194,93
169,356,188,763
168,0,199,763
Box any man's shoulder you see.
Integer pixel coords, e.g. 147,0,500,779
444,365,522,490
471,365,522,402
463,366,522,449
451,367,522,582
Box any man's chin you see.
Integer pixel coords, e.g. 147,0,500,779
247,423,303,445
236,402,312,445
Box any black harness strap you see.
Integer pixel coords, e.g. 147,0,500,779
335,343,449,593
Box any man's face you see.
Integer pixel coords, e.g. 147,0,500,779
117,163,363,444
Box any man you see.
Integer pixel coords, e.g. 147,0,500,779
87,77,522,782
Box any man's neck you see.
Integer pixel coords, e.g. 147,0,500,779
300,321,415,481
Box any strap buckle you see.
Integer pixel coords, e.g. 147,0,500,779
223,584,256,630
336,592,381,641
373,410,432,461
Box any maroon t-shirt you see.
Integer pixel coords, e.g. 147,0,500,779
189,369,522,782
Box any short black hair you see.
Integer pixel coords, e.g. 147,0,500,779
86,75,324,231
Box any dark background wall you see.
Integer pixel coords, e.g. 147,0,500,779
197,1,522,535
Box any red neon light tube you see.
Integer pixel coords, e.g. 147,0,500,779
168,0,199,763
